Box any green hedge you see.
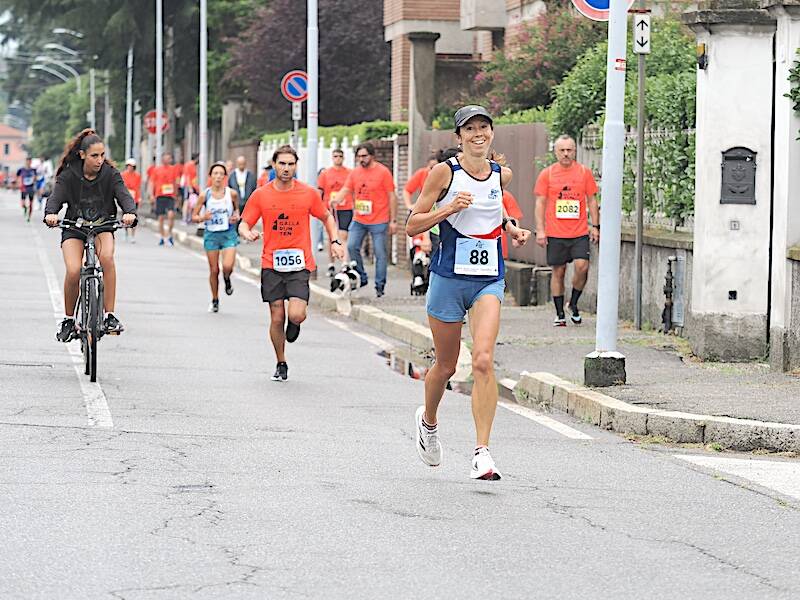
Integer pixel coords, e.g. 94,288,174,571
261,121,408,145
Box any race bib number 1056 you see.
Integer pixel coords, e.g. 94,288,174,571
273,249,305,272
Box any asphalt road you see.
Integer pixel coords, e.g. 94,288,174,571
2,193,800,599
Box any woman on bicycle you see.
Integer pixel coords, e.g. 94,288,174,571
406,105,530,481
44,129,137,342
192,161,241,313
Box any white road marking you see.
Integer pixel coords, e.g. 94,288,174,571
324,318,392,350
498,399,594,440
33,228,113,428
676,455,800,500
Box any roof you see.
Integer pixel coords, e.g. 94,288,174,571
0,123,27,139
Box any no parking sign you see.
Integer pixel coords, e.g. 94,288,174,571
571,0,634,21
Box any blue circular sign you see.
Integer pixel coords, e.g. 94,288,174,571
281,70,308,102
572,0,633,21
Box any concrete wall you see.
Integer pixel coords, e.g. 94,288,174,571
771,253,800,371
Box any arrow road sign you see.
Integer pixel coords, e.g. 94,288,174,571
634,14,651,54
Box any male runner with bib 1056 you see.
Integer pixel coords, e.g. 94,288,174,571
239,145,344,382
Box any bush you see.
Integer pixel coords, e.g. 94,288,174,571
477,1,606,113
550,17,695,137
261,121,408,145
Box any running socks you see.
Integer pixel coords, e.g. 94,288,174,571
570,288,583,315
553,295,565,319
421,417,437,431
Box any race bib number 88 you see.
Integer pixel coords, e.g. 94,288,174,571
454,238,498,276
273,249,305,272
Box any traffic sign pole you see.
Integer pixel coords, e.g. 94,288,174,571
585,0,629,385
281,70,309,151
292,101,302,147
632,9,650,330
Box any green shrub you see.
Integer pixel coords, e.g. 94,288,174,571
261,121,408,145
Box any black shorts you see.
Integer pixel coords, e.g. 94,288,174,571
61,229,114,245
546,235,590,266
261,269,311,303
21,188,35,201
335,209,353,232
155,196,176,216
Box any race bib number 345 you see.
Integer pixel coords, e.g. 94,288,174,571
273,249,305,272
454,238,498,276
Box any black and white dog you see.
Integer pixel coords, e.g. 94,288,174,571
330,261,361,297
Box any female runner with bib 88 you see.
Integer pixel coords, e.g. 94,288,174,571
406,106,531,481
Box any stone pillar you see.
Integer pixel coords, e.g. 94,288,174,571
221,96,243,161
683,1,775,361
763,0,800,369
407,32,440,178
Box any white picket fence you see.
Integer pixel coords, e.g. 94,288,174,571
257,135,362,182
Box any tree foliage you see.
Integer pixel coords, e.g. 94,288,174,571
226,0,390,132
29,80,76,157
476,2,605,114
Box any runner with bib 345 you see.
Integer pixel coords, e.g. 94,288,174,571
407,105,531,481
239,145,344,382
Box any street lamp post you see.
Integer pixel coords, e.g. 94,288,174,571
155,0,164,162
30,65,69,83
306,0,319,186
34,56,81,94
125,46,134,160
199,0,208,192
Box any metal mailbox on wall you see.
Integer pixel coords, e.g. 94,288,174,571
720,147,757,205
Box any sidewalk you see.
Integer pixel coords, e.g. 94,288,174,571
155,218,800,451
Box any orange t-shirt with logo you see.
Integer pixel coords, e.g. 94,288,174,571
241,180,328,272
150,165,179,198
121,170,142,204
501,190,523,259
533,162,598,239
318,166,352,210
343,162,395,225
404,167,429,196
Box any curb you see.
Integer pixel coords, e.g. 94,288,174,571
513,371,800,453
145,218,472,383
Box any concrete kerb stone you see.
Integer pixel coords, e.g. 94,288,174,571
511,371,800,452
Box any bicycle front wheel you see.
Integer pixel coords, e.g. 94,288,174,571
87,278,100,383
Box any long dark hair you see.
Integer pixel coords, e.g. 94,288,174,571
56,129,111,175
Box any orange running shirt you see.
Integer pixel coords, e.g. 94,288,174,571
533,162,598,239
241,180,328,272
182,161,198,192
501,190,523,259
257,171,270,188
318,165,352,210
121,170,142,204
404,167,429,196
343,162,395,225
150,165,179,198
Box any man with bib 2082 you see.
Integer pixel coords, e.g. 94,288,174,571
238,145,344,383
534,134,600,327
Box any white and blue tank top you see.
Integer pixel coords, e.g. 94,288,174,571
430,157,504,282
204,187,235,233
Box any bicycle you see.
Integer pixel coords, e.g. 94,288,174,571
56,218,129,382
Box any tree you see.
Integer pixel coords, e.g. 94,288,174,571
30,80,75,157
476,2,606,114
226,0,389,132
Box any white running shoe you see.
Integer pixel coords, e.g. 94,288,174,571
415,406,442,467
470,446,502,480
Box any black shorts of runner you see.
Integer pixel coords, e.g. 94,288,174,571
335,209,353,232
261,269,311,303
155,196,176,216
546,235,590,266
61,228,114,246
21,188,35,201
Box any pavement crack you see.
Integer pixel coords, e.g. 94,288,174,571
108,584,188,599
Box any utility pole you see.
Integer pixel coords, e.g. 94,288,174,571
199,0,208,190
89,67,96,129
633,8,651,330
306,0,319,186
125,45,134,160
584,0,629,386
155,0,163,161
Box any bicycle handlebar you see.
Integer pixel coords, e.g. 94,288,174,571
49,218,138,231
